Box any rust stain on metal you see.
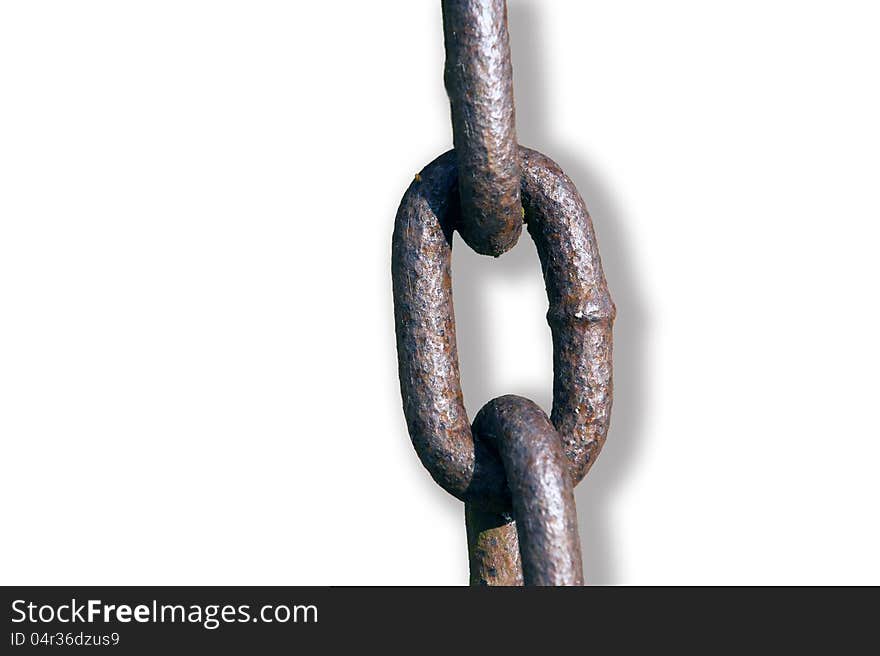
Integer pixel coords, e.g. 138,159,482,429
466,505,522,586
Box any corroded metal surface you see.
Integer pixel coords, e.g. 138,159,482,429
393,1,614,586
473,396,583,586
441,0,521,256
391,146,615,515
521,148,616,486
465,505,522,586
391,150,509,511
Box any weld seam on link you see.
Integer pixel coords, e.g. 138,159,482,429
392,146,614,509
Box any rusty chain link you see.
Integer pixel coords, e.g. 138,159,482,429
441,0,521,256
392,0,615,586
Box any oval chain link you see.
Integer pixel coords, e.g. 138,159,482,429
392,1,615,586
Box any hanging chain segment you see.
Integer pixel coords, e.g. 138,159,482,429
465,505,523,586
441,0,521,256
473,396,583,585
392,2,615,586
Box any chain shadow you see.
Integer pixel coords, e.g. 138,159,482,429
450,0,648,584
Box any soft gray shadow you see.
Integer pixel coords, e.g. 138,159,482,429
498,1,646,584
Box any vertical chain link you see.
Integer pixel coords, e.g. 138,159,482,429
441,0,521,256
392,3,615,586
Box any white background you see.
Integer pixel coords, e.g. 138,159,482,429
2,1,878,585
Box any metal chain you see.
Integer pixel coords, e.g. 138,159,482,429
441,0,521,256
392,0,615,586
